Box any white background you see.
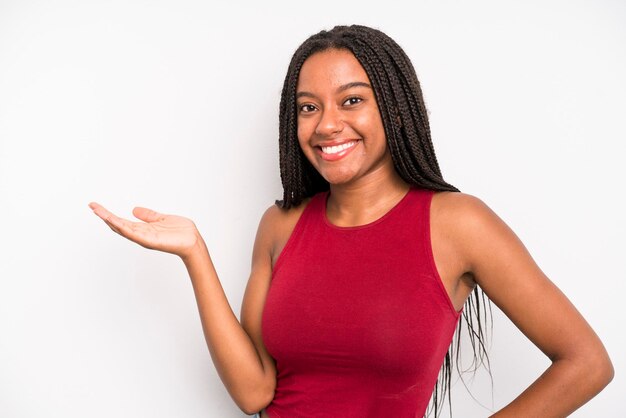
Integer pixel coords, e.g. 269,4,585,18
1,0,624,417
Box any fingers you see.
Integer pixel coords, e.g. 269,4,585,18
88,202,116,224
88,202,133,236
88,201,104,212
132,206,164,223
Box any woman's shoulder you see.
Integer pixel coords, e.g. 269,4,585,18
430,190,505,240
260,198,313,231
430,190,519,281
431,190,495,219
256,198,314,266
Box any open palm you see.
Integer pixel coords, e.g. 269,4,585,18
89,202,201,258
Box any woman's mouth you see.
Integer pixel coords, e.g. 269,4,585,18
317,140,359,161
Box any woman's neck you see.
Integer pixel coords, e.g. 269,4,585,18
326,171,410,227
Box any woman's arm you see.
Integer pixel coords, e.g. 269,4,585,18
89,203,277,414
439,193,613,417
182,230,276,413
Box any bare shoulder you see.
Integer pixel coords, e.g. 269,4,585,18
430,191,518,270
431,191,501,231
258,200,310,241
259,201,308,228
255,199,311,267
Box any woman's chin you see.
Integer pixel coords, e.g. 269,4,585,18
320,169,358,187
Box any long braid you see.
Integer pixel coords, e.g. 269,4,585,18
275,25,492,417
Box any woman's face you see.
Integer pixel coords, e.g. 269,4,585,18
295,49,393,187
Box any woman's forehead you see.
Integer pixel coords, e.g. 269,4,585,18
297,49,370,92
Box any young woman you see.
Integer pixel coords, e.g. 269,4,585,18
89,25,613,417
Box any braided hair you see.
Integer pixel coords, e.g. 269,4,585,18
276,25,491,417
277,24,458,208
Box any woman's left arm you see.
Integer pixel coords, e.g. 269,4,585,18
450,193,613,417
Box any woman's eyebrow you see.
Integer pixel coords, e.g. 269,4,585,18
296,91,316,99
296,81,372,99
337,81,371,92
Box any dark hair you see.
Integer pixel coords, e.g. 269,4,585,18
277,24,458,209
277,25,492,417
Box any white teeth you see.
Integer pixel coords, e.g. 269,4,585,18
321,141,356,155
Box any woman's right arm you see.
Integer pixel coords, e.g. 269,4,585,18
182,224,276,414
89,202,278,414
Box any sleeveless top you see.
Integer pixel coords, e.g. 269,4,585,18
261,188,461,418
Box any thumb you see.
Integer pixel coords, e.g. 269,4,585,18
133,206,164,223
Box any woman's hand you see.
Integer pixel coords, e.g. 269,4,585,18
88,202,203,260
89,201,278,412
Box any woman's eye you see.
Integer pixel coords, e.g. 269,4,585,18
343,97,362,106
299,104,317,113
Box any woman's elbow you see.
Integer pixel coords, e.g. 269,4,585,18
594,353,614,389
235,383,275,415
582,344,614,393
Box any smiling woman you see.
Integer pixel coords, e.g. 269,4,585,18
90,24,613,418
295,50,393,188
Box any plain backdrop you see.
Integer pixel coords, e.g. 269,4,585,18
1,0,624,417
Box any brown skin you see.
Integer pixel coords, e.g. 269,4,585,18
431,192,614,416
89,49,613,417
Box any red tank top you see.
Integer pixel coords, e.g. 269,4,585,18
262,188,461,418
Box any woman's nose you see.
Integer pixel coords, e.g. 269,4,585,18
314,107,344,136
